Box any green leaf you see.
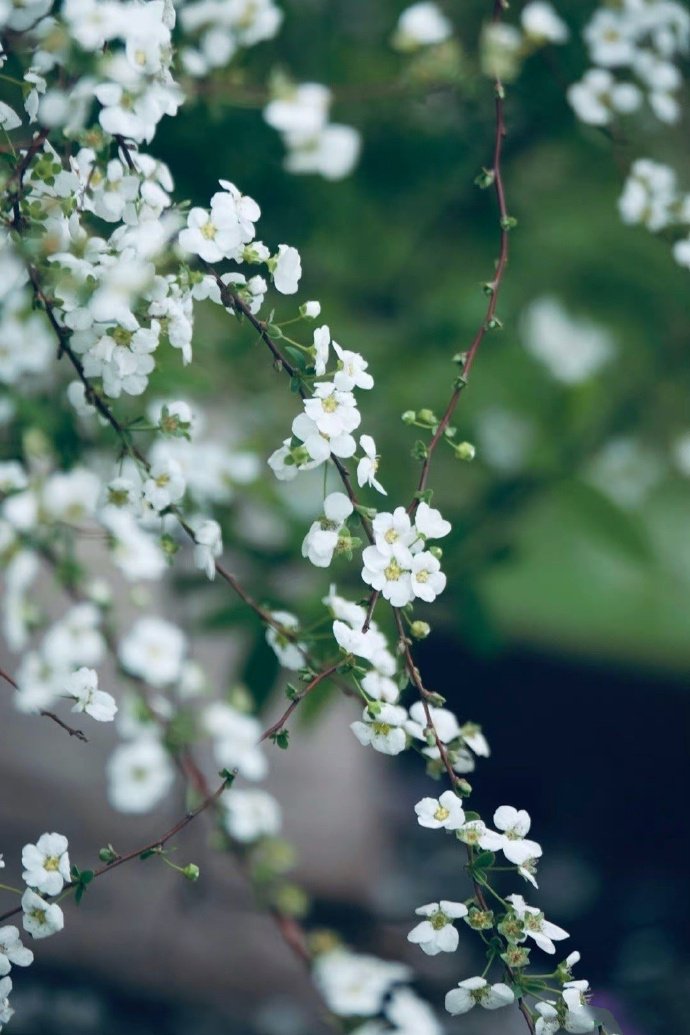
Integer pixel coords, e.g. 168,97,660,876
473,850,495,870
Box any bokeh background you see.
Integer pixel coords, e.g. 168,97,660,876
2,0,690,1032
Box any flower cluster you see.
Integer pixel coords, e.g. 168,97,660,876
568,0,689,126
0,832,71,1028
618,158,690,270
263,81,361,181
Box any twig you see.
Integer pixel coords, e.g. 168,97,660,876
0,665,87,742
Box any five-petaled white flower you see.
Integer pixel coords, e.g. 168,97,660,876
21,889,64,940
66,667,117,722
483,805,543,867
415,789,466,831
351,703,408,755
304,381,361,438
507,893,570,954
0,927,33,976
407,900,468,955
178,205,242,263
302,492,353,568
445,976,515,1015
22,833,71,896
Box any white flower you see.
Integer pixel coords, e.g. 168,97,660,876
674,236,690,269
361,671,399,703
394,2,452,50
203,702,267,781
562,983,596,1032
332,342,373,391
385,987,442,1035
357,435,386,494
521,2,569,44
291,411,357,466
410,551,446,602
445,976,515,1015
414,501,451,540
361,545,414,606
142,456,186,511
119,617,187,687
535,1002,560,1035
266,611,305,670
222,789,281,842
271,244,302,294
0,102,21,132
301,492,353,568
301,300,321,318
21,889,64,940
178,205,242,264
0,974,12,1026
263,83,331,136
458,818,504,850
304,381,361,438
406,700,459,744
372,507,417,561
22,833,71,897
567,70,642,126
521,297,614,384
313,324,330,375
313,948,410,1017
284,123,362,181
584,9,638,67
107,738,175,814
332,619,384,663
351,703,408,755
66,667,117,722
193,519,222,579
408,900,468,955
489,805,543,866
0,927,33,976
415,789,466,830
507,894,569,954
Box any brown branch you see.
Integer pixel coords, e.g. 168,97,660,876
258,660,341,744
0,665,88,742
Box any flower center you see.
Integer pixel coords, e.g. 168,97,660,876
384,559,403,581
44,856,60,872
321,395,338,413
434,805,450,821
415,568,429,583
384,528,398,544
372,721,392,736
201,220,216,240
430,912,448,930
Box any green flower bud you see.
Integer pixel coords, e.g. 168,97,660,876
410,620,431,640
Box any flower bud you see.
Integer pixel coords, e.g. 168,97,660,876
410,620,431,639
182,863,200,881
401,410,416,424
455,441,476,461
300,300,321,318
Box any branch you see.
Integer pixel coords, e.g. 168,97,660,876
0,665,88,742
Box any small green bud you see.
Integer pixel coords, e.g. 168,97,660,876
474,167,495,189
500,215,518,231
455,778,472,797
98,844,119,864
401,410,416,425
429,545,443,560
160,533,178,557
412,440,429,461
182,863,200,882
424,690,446,707
452,352,468,366
410,620,431,640
455,441,476,461
417,408,438,426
